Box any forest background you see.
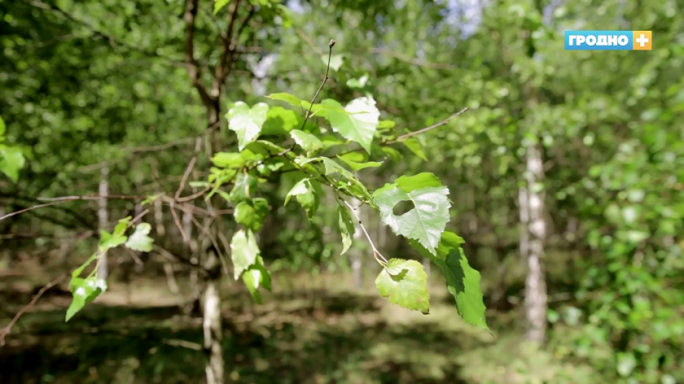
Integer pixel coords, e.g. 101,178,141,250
0,0,683,383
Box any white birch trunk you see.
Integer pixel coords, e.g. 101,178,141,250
202,249,223,384
97,165,109,279
523,144,548,344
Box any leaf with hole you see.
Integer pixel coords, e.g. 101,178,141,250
235,198,269,232
373,173,450,255
226,101,269,151
337,206,355,254
322,97,379,153
410,231,488,329
125,223,154,252
230,229,260,280
375,259,430,314
291,129,323,153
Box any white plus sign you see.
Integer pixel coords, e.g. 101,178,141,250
636,34,649,47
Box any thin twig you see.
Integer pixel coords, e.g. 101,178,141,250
301,39,335,128
189,215,230,276
0,272,71,346
385,107,469,144
340,198,388,265
175,156,197,200
168,202,189,242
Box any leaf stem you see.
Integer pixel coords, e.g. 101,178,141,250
339,197,388,266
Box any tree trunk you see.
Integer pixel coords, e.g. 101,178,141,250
202,247,223,384
522,143,548,344
97,165,109,279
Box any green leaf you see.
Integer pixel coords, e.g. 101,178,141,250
235,198,269,232
0,145,26,183
66,276,107,321
226,101,269,151
285,178,320,219
230,229,260,280
410,231,488,329
402,138,428,161
321,135,345,150
337,153,383,171
213,0,231,14
242,256,271,304
372,173,450,255
113,216,132,237
71,253,98,278
375,259,430,314
98,230,127,253
325,54,344,71
125,223,154,252
380,147,402,162
212,152,245,169
337,206,355,254
378,120,396,129
266,93,310,109
141,195,159,206
290,129,323,153
261,107,300,135
322,97,379,153
230,172,257,204
0,116,5,136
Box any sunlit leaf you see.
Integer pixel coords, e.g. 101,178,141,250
230,172,257,204
261,106,300,135
65,276,107,321
98,230,127,252
337,153,383,171
285,178,320,219
242,256,271,304
291,129,323,153
212,152,245,169
230,229,260,279
226,101,269,151
322,97,379,153
375,259,430,314
125,223,154,252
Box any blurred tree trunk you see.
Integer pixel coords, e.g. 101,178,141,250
97,165,109,279
202,245,223,384
522,143,548,344
351,199,363,290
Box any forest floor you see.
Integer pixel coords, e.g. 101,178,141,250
0,265,603,384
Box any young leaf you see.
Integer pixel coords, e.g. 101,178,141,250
410,231,488,329
113,216,132,237
322,97,379,153
375,259,430,314
125,223,154,252
65,276,107,321
230,229,260,280
213,0,231,14
242,256,271,304
266,93,310,109
337,153,383,171
226,101,269,151
378,120,396,129
291,129,323,153
230,172,257,204
284,178,320,219
235,198,269,232
337,206,355,254
98,230,128,253
372,173,451,255
212,152,246,169
402,139,428,161
0,146,26,183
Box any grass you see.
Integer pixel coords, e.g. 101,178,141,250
0,268,604,384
